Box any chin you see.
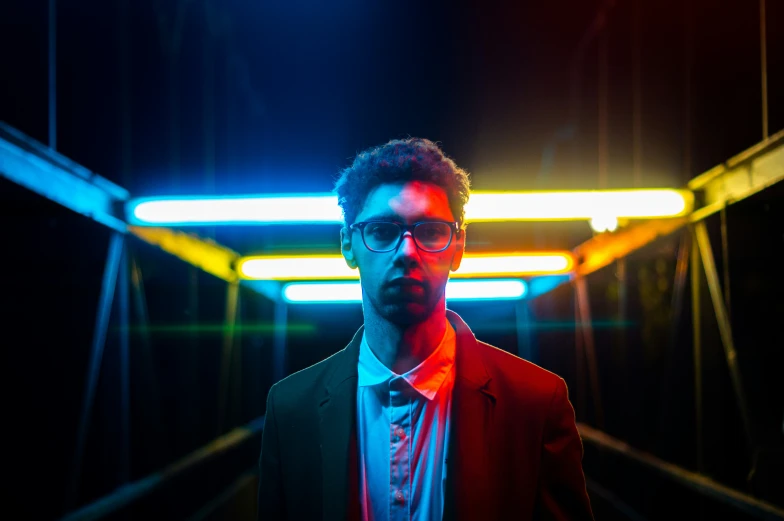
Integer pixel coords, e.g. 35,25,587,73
364,286,442,326
381,301,433,326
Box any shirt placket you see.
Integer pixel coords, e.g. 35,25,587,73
388,377,411,521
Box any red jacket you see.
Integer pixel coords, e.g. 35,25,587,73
258,309,594,520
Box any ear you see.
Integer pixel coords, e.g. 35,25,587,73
340,227,357,269
450,227,466,272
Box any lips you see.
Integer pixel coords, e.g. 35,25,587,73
387,277,424,287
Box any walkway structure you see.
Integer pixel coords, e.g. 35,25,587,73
2,121,783,520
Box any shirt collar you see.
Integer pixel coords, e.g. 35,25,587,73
358,319,456,401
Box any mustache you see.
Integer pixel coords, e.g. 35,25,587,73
384,276,427,288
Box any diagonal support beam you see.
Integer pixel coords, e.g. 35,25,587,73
67,232,125,510
0,122,128,231
217,281,240,433
692,221,755,459
574,276,605,429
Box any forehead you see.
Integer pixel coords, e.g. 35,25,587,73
358,181,454,222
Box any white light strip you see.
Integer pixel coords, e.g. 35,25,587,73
463,190,691,220
238,253,573,280
446,279,527,300
456,254,572,274
283,282,363,303
129,195,343,225
281,279,527,304
127,189,692,226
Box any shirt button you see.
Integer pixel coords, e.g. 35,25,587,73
395,490,405,504
395,427,405,439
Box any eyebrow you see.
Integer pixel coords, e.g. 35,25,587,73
362,213,450,222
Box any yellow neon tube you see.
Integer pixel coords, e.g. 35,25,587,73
237,252,574,280
464,189,693,222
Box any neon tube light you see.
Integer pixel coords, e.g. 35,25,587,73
127,194,343,226
237,252,574,280
126,189,692,226
463,190,692,221
281,279,527,304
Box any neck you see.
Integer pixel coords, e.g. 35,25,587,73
363,300,448,375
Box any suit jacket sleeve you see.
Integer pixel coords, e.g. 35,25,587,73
258,384,286,521
535,378,594,520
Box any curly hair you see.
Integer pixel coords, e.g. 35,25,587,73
334,138,471,227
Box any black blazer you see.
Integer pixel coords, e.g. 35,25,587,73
258,310,594,520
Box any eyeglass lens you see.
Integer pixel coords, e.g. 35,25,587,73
363,222,452,252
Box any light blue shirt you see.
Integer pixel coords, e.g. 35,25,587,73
356,321,456,521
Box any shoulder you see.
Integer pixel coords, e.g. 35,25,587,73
474,340,565,404
268,348,347,410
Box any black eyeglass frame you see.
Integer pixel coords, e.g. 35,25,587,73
348,220,461,253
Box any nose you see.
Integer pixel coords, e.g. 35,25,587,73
393,231,420,267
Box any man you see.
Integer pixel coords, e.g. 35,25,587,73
257,138,593,520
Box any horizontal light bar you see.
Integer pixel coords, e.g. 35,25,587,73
237,252,574,280
464,189,692,221
127,194,343,226
126,189,693,226
282,279,527,304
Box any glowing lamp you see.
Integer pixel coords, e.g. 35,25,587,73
589,215,619,233
126,189,692,226
464,189,691,222
127,194,343,226
281,279,527,304
237,252,574,280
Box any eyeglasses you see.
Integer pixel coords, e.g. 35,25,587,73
349,220,459,253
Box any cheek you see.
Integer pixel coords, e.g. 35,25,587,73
425,253,454,275
355,253,384,281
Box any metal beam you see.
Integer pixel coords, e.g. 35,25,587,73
59,416,266,521
693,221,755,459
515,300,534,362
129,253,164,461
574,216,689,277
578,423,784,520
575,276,604,429
531,130,783,299
273,297,288,383
67,232,125,510
128,226,239,283
186,471,257,521
655,230,691,456
688,128,783,221
218,282,240,433
118,242,130,486
690,225,704,473
0,122,128,231
0,124,248,286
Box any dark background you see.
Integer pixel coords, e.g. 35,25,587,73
1,0,783,519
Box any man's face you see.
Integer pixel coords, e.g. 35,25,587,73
340,181,465,326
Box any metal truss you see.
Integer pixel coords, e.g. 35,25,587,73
579,424,784,519
0,122,252,514
561,130,783,520
2,120,782,518
574,128,783,279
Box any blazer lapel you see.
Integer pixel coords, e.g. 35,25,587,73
318,327,363,521
443,310,497,521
